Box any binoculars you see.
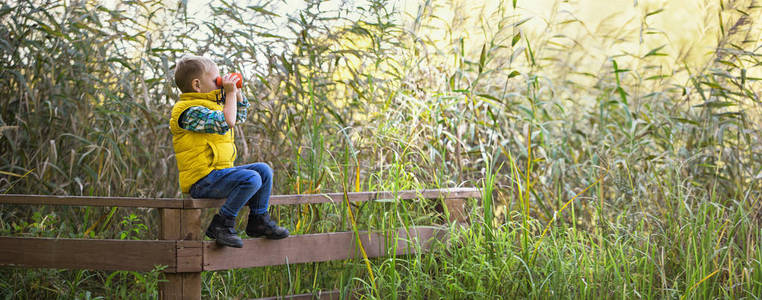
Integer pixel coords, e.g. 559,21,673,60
216,73,243,88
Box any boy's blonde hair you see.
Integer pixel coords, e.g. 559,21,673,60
174,55,216,93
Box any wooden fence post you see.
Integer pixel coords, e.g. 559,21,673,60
444,198,467,224
159,208,202,300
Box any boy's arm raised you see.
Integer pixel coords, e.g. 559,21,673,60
235,90,249,123
221,74,239,128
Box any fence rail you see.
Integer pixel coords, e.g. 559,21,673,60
0,237,176,271
0,188,480,299
0,187,480,208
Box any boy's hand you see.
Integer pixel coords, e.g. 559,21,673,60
222,74,239,128
221,73,240,95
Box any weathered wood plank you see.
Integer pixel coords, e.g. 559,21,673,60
444,198,467,223
159,209,183,299
254,289,349,300
0,194,184,208
159,209,202,300
159,209,182,241
181,209,202,241
203,226,446,271
0,188,480,209
175,209,202,273
0,237,175,271
186,188,482,208
176,241,203,273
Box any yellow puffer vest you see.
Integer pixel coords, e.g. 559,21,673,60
170,90,237,193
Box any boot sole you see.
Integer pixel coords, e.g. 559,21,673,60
206,230,244,248
246,232,289,240
218,240,244,248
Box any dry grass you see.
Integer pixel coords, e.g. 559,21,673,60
1,0,761,298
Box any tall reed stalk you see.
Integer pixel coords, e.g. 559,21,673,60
2,0,762,298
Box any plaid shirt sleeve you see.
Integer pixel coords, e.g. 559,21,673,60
178,106,229,134
237,96,249,123
178,97,250,134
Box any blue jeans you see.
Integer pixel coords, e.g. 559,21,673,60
189,163,273,217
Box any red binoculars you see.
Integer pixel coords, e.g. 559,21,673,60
216,73,243,88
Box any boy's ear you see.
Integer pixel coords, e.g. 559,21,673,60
191,78,201,93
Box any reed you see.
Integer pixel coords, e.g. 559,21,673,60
1,0,761,298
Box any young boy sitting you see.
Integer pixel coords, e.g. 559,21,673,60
169,55,289,248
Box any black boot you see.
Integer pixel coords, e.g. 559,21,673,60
205,214,243,248
246,212,289,239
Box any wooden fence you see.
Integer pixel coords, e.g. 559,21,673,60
0,188,479,299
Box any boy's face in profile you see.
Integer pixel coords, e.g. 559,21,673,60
194,64,220,93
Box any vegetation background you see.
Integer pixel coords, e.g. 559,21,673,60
1,0,761,298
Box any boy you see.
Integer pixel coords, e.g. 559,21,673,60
169,55,289,248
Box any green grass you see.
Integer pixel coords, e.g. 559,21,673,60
2,0,762,298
